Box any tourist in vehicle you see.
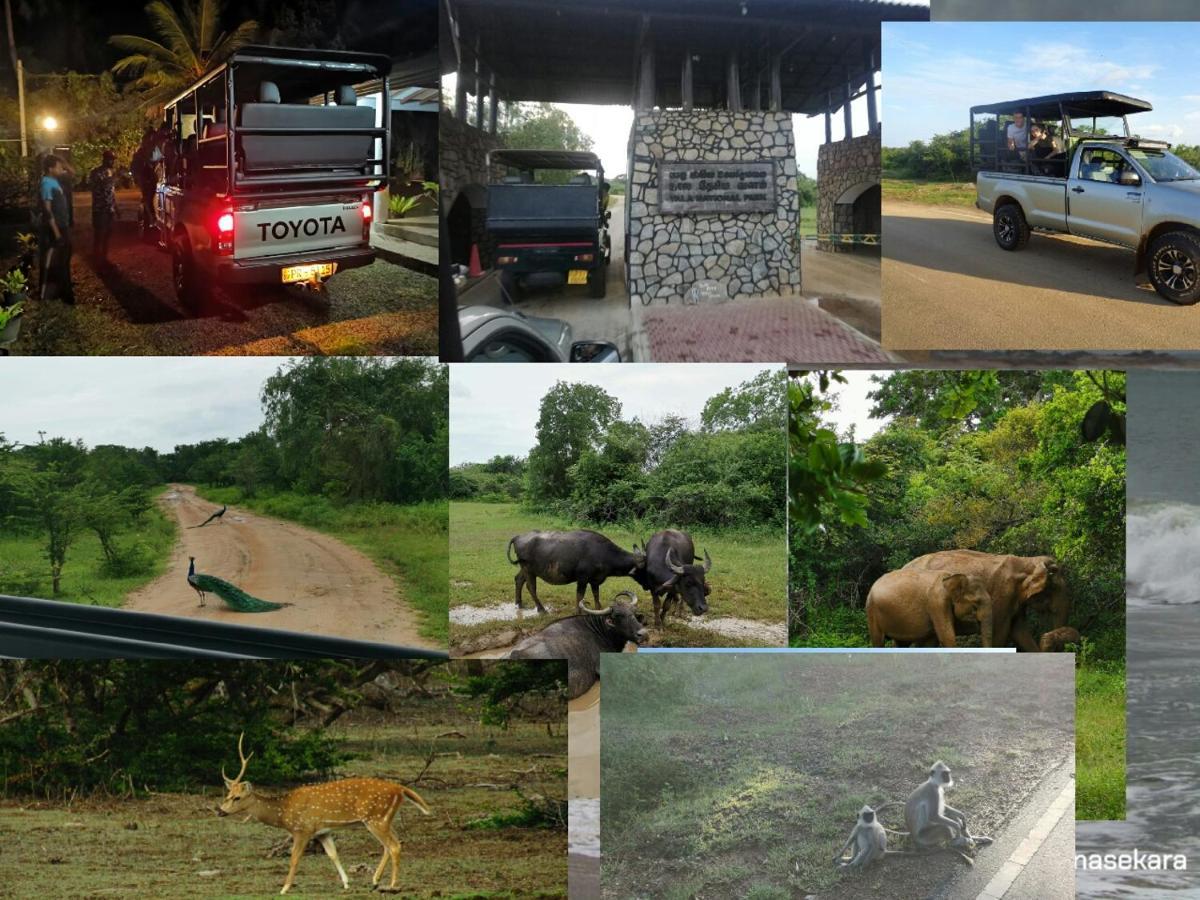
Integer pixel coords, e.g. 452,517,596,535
88,150,119,264
38,154,75,303
1029,123,1065,175
1006,110,1028,158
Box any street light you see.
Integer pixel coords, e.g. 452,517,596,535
41,115,58,131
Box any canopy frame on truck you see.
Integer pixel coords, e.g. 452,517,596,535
486,149,605,179
970,90,1154,177
162,44,391,196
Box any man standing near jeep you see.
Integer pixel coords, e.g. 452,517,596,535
39,154,75,304
89,150,119,265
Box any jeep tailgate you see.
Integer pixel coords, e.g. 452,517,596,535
233,200,364,261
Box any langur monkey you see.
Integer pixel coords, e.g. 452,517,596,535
905,761,993,856
833,805,895,870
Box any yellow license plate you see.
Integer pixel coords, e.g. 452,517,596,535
282,262,337,284
567,269,589,285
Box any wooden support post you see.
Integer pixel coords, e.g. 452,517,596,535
474,38,484,127
769,52,782,112
488,73,499,133
455,67,467,121
636,41,655,110
842,79,852,140
681,49,693,112
865,50,878,135
726,51,741,113
824,94,832,144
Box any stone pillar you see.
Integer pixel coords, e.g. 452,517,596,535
626,109,800,306
816,132,881,253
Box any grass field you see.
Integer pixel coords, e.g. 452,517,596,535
195,487,448,645
882,178,977,208
0,490,176,606
449,502,786,652
796,605,1125,821
0,720,565,898
798,205,816,236
600,654,1075,900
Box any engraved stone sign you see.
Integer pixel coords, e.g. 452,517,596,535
658,161,776,213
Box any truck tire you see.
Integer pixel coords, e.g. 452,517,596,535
588,262,607,298
171,234,206,315
993,203,1030,251
1148,231,1200,305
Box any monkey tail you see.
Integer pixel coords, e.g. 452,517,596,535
506,536,518,565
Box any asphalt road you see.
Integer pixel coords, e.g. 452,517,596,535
125,484,436,649
883,200,1200,350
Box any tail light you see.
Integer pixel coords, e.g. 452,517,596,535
214,210,234,256
497,255,518,265
573,253,595,263
361,198,373,240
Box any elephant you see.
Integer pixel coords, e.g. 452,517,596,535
865,570,994,648
1039,627,1082,652
903,551,1070,652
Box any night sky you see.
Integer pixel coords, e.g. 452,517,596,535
1,0,435,77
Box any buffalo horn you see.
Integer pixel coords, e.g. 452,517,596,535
580,602,611,616
665,547,686,574
613,590,639,607
702,548,712,573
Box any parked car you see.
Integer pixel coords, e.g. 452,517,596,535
458,305,621,362
485,149,611,299
972,91,1200,304
154,45,390,312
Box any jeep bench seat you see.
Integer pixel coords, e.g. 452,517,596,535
238,101,375,172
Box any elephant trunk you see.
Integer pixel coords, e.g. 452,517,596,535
979,604,995,648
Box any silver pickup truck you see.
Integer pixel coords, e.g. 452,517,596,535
972,91,1200,304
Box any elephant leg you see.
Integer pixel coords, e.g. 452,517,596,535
514,570,526,608
1010,617,1041,653
867,606,886,647
931,611,959,648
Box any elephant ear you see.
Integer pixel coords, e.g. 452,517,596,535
1020,564,1049,602
940,573,967,591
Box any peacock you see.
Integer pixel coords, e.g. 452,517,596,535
192,504,227,528
186,557,292,612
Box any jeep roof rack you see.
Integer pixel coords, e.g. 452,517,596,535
970,91,1152,119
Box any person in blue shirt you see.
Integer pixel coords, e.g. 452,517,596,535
39,154,75,304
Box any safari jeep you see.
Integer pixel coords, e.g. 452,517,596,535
485,149,611,299
156,45,389,312
972,91,1200,305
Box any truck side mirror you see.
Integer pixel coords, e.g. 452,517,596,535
1119,170,1141,186
604,211,612,222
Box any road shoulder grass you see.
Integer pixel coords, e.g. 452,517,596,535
883,177,977,208
0,488,176,606
195,486,447,646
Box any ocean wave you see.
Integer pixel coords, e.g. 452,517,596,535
1127,504,1200,606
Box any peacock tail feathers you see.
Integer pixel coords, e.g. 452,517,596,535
190,573,289,613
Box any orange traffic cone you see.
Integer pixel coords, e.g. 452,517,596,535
468,243,484,278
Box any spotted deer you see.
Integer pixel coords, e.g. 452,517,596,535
217,733,431,894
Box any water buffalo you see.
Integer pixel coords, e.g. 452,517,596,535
507,591,649,699
507,529,646,614
637,529,712,627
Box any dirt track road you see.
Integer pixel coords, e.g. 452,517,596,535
883,200,1200,350
126,485,436,649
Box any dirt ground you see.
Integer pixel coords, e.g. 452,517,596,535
882,199,1200,351
125,484,436,649
600,653,1075,900
0,720,566,898
6,190,437,356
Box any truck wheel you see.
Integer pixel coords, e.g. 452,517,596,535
171,235,206,315
499,269,521,301
588,263,607,299
993,203,1030,251
1148,232,1200,305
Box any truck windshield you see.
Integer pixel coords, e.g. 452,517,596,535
1127,149,1200,182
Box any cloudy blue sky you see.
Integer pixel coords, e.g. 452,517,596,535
0,358,285,452
450,363,779,466
883,21,1200,146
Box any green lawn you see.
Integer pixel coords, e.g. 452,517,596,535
450,502,786,651
795,606,1126,821
882,177,977,208
196,487,448,645
0,491,176,606
798,205,816,236
1076,664,1126,820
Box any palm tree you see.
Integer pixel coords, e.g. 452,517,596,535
109,0,258,104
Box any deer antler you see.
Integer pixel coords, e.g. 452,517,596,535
222,731,254,785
